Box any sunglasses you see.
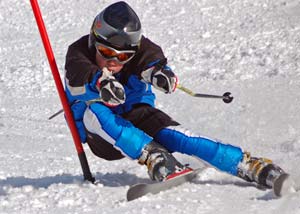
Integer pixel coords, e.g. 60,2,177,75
95,42,136,64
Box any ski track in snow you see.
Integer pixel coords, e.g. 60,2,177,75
1,0,300,213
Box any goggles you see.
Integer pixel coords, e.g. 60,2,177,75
95,42,136,64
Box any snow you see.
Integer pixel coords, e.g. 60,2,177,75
1,0,300,213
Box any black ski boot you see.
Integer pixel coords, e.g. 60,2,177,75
237,152,288,194
138,141,187,181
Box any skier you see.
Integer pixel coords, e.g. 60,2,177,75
65,1,285,189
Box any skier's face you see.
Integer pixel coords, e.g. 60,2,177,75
96,53,124,74
94,42,136,73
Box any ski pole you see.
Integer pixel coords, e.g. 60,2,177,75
176,84,234,103
48,99,101,120
49,85,233,120
30,0,95,183
48,109,64,120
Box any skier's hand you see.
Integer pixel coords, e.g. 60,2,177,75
141,61,178,94
96,68,125,107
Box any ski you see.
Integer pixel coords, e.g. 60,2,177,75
127,168,202,201
273,173,290,197
126,167,291,201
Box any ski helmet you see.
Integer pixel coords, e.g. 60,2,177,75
89,1,142,51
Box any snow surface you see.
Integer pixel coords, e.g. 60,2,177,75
1,0,300,213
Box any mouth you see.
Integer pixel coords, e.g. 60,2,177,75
105,65,121,73
106,62,122,70
106,65,118,71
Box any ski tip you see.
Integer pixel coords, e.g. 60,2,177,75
273,173,290,197
126,190,136,201
127,183,148,201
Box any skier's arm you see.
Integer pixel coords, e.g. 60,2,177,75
133,37,177,94
141,58,178,94
64,36,125,106
65,36,99,87
64,36,101,102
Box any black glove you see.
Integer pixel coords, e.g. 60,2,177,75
141,59,178,94
96,68,125,107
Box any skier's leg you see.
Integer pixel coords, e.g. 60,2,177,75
122,105,187,181
154,126,286,188
84,104,185,181
86,130,124,160
236,152,286,189
155,126,243,175
83,102,153,160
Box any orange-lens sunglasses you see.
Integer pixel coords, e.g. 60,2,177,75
95,42,136,64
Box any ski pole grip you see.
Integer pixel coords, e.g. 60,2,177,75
177,84,195,96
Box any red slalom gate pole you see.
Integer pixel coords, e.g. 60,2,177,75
30,0,95,182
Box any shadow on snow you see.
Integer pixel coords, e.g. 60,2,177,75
0,171,151,195
0,172,276,201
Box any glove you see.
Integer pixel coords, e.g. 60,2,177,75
141,60,178,94
96,67,126,107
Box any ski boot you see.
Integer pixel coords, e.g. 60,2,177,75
237,152,288,195
138,141,189,181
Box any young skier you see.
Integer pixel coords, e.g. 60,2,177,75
64,1,286,189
